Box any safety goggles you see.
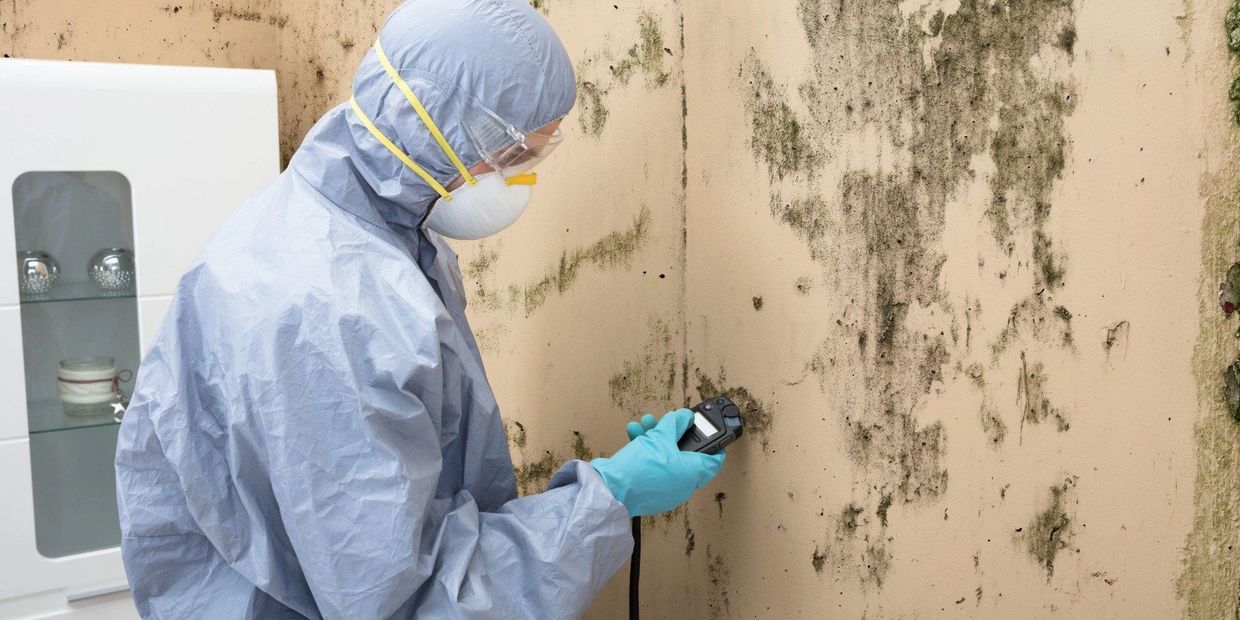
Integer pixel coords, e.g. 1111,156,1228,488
460,99,563,178
350,38,563,201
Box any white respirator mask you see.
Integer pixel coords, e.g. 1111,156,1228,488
423,172,536,240
349,37,563,240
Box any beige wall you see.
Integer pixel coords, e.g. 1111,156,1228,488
6,0,1240,617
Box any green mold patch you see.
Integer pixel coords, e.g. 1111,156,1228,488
745,0,1076,592
770,194,831,252
575,79,609,137
694,369,775,452
571,431,594,461
513,450,558,496
519,207,651,315
1024,476,1078,579
610,12,670,88
505,419,527,450
740,54,822,181
608,318,678,413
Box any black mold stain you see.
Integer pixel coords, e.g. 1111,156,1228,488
992,295,1075,357
514,450,557,496
571,430,593,461
608,318,677,413
741,55,820,181
611,12,670,87
795,276,813,295
980,399,1008,446
752,296,764,311
695,369,775,452
811,547,827,573
1025,476,1078,579
520,207,651,314
211,7,264,23
505,419,527,450
714,491,727,517
706,548,731,619
1019,353,1070,437
465,243,502,310
876,493,893,527
575,79,609,137
771,194,831,252
685,526,696,556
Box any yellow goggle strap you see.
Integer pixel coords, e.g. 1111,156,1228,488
374,38,477,187
349,96,452,200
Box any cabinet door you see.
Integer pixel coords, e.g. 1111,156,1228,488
0,59,278,609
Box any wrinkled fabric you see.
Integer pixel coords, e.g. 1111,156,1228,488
115,1,632,618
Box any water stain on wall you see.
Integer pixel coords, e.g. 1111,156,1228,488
741,0,1077,587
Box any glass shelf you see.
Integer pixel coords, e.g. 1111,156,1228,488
20,282,135,305
27,399,123,435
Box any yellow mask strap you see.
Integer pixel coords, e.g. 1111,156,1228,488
374,38,477,187
505,173,538,186
349,96,453,201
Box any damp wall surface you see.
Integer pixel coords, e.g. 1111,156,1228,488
5,0,1240,618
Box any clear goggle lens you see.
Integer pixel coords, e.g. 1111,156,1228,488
462,101,563,177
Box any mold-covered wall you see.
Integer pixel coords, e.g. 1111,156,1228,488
680,0,1232,617
6,0,1240,617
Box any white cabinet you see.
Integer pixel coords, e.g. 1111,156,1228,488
0,59,278,618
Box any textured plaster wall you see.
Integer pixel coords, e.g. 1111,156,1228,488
5,0,1240,618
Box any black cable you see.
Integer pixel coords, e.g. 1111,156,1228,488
629,516,640,620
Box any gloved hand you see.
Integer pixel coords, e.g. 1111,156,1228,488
592,409,727,517
625,413,657,440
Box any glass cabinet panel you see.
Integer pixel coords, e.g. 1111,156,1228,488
13,171,138,558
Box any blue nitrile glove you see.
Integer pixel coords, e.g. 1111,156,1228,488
592,409,727,517
625,413,658,440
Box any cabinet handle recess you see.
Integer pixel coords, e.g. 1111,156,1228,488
66,580,131,603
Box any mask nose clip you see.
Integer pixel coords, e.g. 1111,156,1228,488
505,173,537,186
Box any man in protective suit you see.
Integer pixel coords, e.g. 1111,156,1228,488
115,0,725,617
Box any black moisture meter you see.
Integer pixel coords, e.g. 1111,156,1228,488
676,395,744,454
629,396,744,620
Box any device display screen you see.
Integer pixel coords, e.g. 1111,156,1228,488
693,412,719,437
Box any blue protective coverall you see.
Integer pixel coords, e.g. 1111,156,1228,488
113,1,633,617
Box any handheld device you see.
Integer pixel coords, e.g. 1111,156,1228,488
676,395,744,454
630,396,744,620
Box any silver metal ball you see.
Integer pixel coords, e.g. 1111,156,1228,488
88,248,136,292
17,251,60,297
